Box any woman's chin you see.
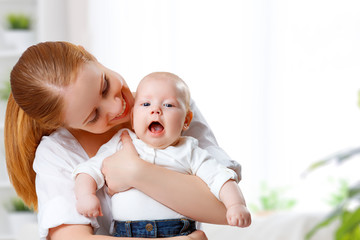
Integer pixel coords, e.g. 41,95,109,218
112,116,132,129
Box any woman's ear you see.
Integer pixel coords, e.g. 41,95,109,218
183,111,193,131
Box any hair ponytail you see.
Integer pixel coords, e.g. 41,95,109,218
5,94,53,211
5,41,96,211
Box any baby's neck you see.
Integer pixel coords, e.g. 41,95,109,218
141,137,181,150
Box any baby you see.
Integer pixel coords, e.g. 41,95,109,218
73,72,251,237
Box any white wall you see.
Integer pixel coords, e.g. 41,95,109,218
32,0,360,211
84,0,360,211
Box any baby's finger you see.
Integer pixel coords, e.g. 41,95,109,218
120,131,138,154
238,218,244,227
228,216,237,226
244,217,251,227
120,130,131,144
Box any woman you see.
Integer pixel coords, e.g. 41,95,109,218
5,41,241,240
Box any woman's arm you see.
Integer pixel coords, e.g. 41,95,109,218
49,224,207,240
184,100,241,181
102,131,228,225
134,162,228,224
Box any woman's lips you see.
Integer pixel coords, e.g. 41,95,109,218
114,98,127,119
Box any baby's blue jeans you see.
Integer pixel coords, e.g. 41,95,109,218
113,218,196,238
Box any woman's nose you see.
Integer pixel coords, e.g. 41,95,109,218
104,96,123,118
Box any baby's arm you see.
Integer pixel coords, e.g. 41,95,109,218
74,173,103,217
219,180,251,227
189,139,251,227
72,132,124,217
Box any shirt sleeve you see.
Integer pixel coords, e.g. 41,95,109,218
33,139,99,240
188,140,238,200
72,153,107,190
72,129,126,190
183,99,242,181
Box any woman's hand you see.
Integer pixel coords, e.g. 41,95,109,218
186,230,208,240
102,131,143,195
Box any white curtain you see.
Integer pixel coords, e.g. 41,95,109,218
68,0,360,210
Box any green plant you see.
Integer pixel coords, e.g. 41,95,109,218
304,148,360,240
0,81,11,101
6,13,31,30
4,196,33,212
249,182,297,213
325,178,350,208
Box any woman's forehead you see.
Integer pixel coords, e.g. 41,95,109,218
63,62,102,127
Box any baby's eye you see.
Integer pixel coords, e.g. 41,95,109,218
142,102,150,107
163,103,174,107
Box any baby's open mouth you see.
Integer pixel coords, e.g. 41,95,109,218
148,121,164,133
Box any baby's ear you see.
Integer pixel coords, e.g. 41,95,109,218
183,111,193,131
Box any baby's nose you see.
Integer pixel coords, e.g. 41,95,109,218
151,107,162,114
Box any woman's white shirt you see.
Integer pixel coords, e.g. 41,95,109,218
33,128,113,239
33,100,241,240
185,100,241,182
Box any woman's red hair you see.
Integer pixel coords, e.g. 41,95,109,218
5,42,95,210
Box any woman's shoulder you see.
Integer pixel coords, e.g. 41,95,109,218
179,136,199,146
38,128,78,151
34,128,88,170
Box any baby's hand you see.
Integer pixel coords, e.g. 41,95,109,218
226,204,251,227
76,194,103,218
102,131,140,196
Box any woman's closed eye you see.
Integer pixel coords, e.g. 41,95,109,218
89,109,99,123
87,74,110,124
102,74,110,96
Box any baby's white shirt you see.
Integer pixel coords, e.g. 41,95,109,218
73,129,237,221
33,99,241,239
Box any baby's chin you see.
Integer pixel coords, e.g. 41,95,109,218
144,138,179,150
146,142,171,150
